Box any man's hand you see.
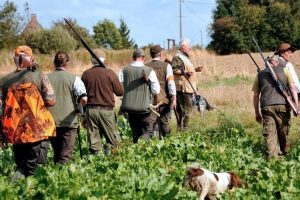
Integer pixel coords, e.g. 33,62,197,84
184,71,193,77
195,66,203,72
255,113,262,124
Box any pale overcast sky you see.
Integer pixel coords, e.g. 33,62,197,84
13,0,216,48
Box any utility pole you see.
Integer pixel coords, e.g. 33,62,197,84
179,0,182,40
24,1,30,24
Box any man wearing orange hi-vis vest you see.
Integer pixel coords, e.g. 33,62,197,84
0,45,56,181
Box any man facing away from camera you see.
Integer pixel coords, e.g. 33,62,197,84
82,49,123,155
119,49,160,143
252,55,298,159
0,45,56,181
145,45,176,138
48,51,87,164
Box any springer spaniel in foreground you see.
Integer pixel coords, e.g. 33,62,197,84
183,163,242,200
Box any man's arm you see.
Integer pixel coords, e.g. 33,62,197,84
148,70,160,95
166,64,177,108
41,74,56,107
289,83,298,107
253,91,262,124
110,70,124,97
73,76,88,106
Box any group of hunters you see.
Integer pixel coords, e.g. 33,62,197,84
0,37,298,181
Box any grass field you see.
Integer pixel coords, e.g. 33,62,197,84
0,49,299,199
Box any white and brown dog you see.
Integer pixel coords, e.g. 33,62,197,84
183,163,242,200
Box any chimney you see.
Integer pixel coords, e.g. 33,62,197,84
31,14,37,23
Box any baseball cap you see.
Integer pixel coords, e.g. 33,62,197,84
133,49,145,57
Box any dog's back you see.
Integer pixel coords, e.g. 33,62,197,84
184,164,241,200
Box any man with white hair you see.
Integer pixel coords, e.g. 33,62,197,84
171,39,203,131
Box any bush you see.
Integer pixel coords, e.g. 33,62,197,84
26,26,76,54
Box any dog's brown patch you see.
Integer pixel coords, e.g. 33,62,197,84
229,172,242,188
188,167,204,177
213,173,219,181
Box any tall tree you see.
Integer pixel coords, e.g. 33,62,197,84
93,19,122,50
118,18,136,49
209,0,300,54
0,1,23,50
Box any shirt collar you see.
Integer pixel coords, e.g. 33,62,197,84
131,61,144,67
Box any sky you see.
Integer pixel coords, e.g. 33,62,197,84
12,0,216,48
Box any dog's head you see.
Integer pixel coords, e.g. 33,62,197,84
183,163,204,187
228,172,242,189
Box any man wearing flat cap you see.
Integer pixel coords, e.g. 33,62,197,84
0,45,56,180
252,54,298,159
146,45,176,138
275,43,300,93
82,49,123,155
119,48,160,143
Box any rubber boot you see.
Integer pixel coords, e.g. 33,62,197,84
183,116,189,130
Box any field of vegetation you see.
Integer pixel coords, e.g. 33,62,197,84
0,49,299,199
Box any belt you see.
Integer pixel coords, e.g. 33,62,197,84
86,105,113,110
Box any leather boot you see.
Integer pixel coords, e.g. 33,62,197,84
183,116,189,130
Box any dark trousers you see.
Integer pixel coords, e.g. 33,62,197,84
50,127,77,164
261,105,291,159
13,140,50,177
153,105,171,137
176,92,193,129
128,112,154,143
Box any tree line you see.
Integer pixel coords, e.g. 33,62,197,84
0,1,136,54
3,0,299,55
208,0,300,54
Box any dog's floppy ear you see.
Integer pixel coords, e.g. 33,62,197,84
229,172,242,188
188,167,204,177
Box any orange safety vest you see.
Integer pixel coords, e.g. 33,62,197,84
2,83,56,144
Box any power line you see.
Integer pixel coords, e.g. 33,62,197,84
184,0,215,5
182,1,210,23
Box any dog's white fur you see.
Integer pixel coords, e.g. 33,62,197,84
183,163,241,200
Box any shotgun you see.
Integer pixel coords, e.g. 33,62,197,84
247,52,261,72
252,37,299,116
64,18,105,68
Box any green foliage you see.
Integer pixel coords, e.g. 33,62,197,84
210,1,300,54
26,26,77,54
53,18,96,50
0,112,299,199
209,17,244,55
93,19,123,50
118,18,136,49
0,1,24,50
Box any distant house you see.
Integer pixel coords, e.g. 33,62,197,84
22,14,43,38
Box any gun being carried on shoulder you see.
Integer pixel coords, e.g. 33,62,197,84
251,37,300,116
64,18,106,68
